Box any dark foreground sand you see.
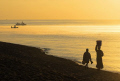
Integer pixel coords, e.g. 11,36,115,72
0,41,120,81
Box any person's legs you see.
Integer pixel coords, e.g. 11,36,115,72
85,63,88,68
97,68,100,71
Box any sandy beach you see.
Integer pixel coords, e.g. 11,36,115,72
0,41,120,81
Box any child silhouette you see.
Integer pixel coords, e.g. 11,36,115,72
82,48,93,68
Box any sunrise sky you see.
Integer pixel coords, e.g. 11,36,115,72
0,0,120,20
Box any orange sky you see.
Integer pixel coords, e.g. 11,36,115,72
0,0,120,20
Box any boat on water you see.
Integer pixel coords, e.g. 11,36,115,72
16,21,26,25
11,25,18,28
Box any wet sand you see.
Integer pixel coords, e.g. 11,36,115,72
0,41,120,81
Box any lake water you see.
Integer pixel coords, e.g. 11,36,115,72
1,20,120,73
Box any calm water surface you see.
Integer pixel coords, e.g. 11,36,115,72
1,20,120,73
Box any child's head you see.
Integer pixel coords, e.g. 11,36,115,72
86,48,89,52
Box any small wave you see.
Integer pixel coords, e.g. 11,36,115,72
42,48,51,54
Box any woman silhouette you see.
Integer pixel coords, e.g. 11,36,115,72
95,45,104,70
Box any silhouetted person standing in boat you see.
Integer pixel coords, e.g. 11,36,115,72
95,40,104,70
82,48,93,68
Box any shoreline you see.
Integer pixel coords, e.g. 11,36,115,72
75,60,120,74
1,41,120,81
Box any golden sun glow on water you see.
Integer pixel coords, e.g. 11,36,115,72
18,25,120,35
1,24,120,35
